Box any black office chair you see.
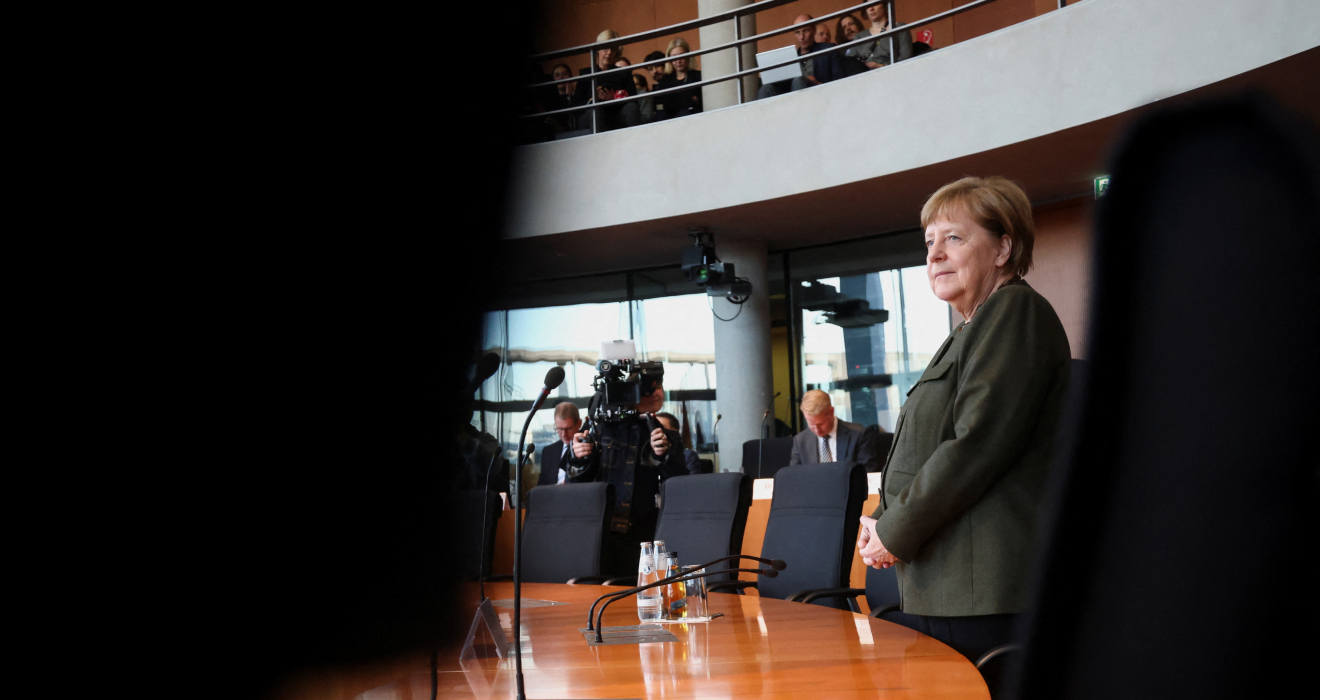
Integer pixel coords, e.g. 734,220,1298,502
740,436,795,479
513,482,622,584
457,490,503,582
789,564,921,628
861,425,893,471
708,462,866,610
694,458,714,475
654,473,753,582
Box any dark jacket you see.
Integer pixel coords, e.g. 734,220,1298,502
802,41,863,84
567,416,687,537
656,69,702,116
574,64,636,106
788,419,883,473
873,280,1070,616
537,440,572,486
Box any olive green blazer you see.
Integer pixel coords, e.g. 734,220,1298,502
872,280,1070,617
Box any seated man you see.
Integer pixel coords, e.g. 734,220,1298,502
757,14,855,100
655,412,701,474
537,402,582,486
788,390,882,472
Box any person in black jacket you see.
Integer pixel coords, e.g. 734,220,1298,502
656,39,702,118
568,384,687,576
574,29,641,131
757,14,858,100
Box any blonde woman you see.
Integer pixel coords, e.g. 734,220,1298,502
657,38,702,117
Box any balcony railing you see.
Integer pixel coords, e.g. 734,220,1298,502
522,0,1070,136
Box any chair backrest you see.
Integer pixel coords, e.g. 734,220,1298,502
740,437,795,479
695,458,714,475
864,566,921,630
655,473,753,581
456,490,503,581
520,482,613,584
757,462,867,608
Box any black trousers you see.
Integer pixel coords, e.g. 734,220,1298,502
915,613,1019,698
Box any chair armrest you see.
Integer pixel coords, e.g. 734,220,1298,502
566,575,631,585
868,603,902,618
484,574,513,582
975,644,1022,669
787,587,865,604
706,581,758,594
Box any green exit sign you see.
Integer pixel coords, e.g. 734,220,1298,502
1094,175,1111,199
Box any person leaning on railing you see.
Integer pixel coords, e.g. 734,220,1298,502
847,1,914,69
857,176,1071,671
573,29,641,131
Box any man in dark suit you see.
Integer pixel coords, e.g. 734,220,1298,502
757,14,862,100
656,412,702,474
537,402,582,487
788,389,882,472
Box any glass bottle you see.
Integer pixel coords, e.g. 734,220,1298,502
636,542,662,622
664,552,687,619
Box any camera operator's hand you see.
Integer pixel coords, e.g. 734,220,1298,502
649,428,669,457
572,432,594,458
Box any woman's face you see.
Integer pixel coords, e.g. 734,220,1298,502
867,4,886,25
552,65,571,81
925,207,1012,313
842,17,861,41
669,46,688,73
597,46,619,69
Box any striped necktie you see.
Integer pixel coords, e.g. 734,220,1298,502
820,436,833,463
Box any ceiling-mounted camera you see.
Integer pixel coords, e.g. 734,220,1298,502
682,229,753,304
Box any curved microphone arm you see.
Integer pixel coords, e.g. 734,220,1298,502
585,554,788,629
593,567,778,642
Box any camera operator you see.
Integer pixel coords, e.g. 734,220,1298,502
568,382,687,576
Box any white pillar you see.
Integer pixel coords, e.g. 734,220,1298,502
711,239,773,473
698,0,759,111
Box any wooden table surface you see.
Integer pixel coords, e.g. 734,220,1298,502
348,582,988,699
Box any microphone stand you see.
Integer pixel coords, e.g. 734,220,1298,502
593,567,778,642
758,392,781,479
512,367,563,700
585,554,787,630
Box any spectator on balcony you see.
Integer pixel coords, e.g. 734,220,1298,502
815,23,832,45
546,63,578,132
757,14,853,100
575,29,640,131
632,73,658,122
657,39,703,118
848,1,914,69
836,13,865,44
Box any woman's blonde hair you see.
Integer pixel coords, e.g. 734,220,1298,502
920,176,1036,277
664,37,693,74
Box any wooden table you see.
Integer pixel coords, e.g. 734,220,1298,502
355,582,988,699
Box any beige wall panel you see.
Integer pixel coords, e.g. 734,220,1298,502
1025,202,1093,359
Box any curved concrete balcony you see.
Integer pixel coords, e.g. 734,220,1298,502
506,0,1319,278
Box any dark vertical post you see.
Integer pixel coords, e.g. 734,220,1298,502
627,272,635,340
589,51,598,134
887,1,896,67
783,253,800,435
733,11,744,105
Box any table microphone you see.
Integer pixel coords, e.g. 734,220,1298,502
585,554,787,629
513,365,566,700
592,567,779,643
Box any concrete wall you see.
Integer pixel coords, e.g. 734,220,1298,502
510,0,1319,240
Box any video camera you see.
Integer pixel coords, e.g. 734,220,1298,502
587,340,664,423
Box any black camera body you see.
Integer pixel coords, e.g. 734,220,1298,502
590,358,664,421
